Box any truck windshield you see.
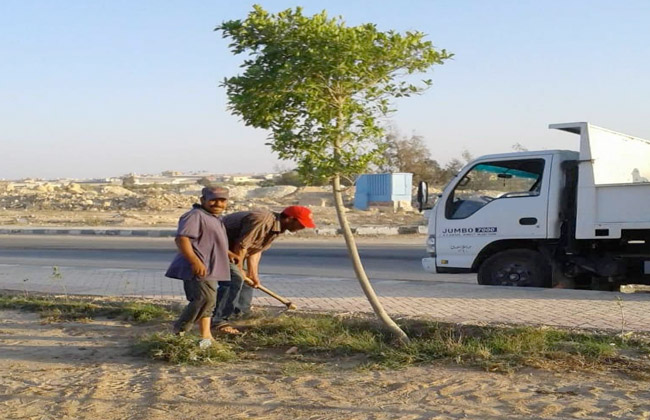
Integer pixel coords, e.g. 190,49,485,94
473,164,539,179
446,158,545,219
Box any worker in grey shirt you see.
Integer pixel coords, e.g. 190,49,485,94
166,186,231,345
212,206,315,334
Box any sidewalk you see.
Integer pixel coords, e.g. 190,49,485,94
0,225,428,237
1,263,649,333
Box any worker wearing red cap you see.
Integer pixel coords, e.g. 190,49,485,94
212,206,316,334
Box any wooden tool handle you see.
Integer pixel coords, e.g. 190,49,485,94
244,277,296,309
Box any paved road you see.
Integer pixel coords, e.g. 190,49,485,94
0,235,470,283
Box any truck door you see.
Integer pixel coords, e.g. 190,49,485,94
435,156,551,270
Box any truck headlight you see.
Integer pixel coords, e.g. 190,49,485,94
426,235,436,254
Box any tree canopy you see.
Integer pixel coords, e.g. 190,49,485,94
218,5,452,184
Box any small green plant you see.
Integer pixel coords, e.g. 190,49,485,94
615,296,630,341
122,302,174,323
21,278,29,298
50,266,68,301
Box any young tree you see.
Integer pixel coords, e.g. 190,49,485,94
218,6,451,343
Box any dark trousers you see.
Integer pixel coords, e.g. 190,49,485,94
212,263,254,326
174,279,217,333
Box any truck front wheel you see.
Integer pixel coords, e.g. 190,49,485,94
477,249,551,287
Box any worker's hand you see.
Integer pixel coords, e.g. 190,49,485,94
190,260,207,279
248,273,261,289
227,251,241,266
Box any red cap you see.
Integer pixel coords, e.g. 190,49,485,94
282,206,316,228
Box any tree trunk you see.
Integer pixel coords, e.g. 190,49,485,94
331,174,410,344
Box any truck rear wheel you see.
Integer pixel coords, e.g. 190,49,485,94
477,249,550,287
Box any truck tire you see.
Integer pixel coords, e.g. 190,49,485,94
477,249,551,287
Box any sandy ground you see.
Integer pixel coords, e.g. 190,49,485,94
1,310,649,420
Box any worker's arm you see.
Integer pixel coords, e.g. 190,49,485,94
226,242,248,284
229,242,247,268
246,251,262,288
174,236,206,278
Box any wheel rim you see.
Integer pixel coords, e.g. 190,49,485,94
492,262,534,286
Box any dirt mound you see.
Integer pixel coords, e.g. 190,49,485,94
99,185,138,197
65,183,86,194
0,182,426,228
246,185,297,199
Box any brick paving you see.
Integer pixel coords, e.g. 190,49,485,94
1,263,649,332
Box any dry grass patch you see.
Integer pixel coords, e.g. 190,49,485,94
2,294,649,377
0,294,175,323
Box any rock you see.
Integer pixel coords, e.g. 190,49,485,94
100,186,138,197
297,196,330,207
223,186,257,201
33,185,49,193
179,184,203,194
315,227,338,236
246,186,297,200
66,183,85,194
356,226,400,235
294,186,334,207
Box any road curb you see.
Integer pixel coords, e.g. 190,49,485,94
0,225,428,237
0,228,178,237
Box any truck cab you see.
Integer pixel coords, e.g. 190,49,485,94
421,123,650,289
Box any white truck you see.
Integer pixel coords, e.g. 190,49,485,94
417,122,650,289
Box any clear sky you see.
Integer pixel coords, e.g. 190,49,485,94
2,0,649,180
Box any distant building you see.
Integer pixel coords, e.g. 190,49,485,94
354,173,413,211
232,175,262,184
117,171,281,187
77,177,122,185
127,176,196,185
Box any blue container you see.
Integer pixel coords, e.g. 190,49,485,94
354,173,413,210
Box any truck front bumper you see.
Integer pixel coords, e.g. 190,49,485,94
422,257,438,274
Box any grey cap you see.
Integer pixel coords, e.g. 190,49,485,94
201,186,229,200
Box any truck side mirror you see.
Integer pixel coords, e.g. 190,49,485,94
416,181,429,212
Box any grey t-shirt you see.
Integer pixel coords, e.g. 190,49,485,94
165,205,231,282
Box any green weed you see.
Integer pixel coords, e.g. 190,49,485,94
135,333,236,365
0,295,175,323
